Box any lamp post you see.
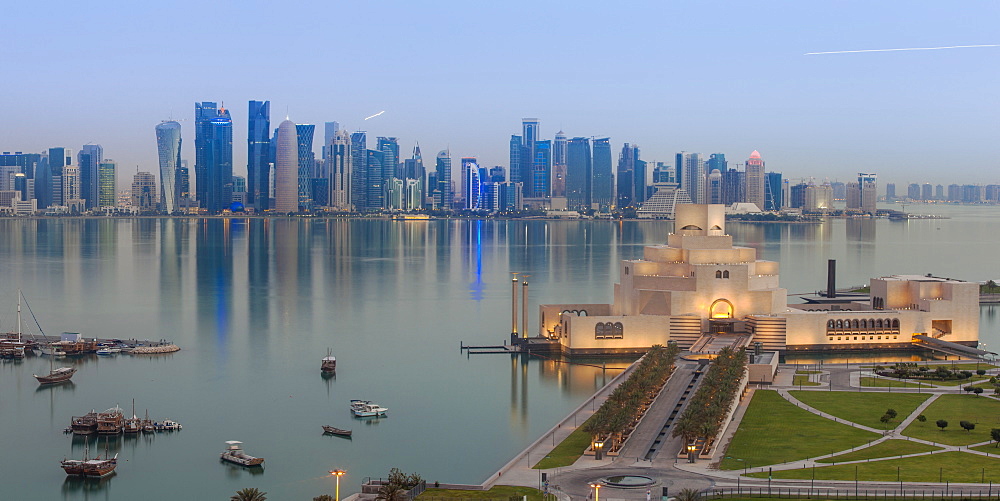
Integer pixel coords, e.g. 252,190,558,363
590,482,602,501
687,443,697,463
593,440,604,460
329,469,346,501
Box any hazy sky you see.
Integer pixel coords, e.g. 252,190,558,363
2,0,998,188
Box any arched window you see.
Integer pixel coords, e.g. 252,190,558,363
876,319,883,329
861,319,867,329
595,323,606,339
723,270,730,278
852,319,860,329
892,319,900,329
710,299,734,319
612,322,624,339
716,270,722,278
579,310,588,316
827,320,835,330
836,320,843,329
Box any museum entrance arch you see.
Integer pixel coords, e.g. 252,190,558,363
710,298,734,319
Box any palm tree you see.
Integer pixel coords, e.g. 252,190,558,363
676,488,702,501
313,496,334,501
231,487,267,501
375,482,407,501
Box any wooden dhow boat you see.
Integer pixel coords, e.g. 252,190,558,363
220,441,264,467
322,425,352,437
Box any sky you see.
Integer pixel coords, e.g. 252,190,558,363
1,0,998,189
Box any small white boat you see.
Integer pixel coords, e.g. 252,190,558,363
351,401,388,417
220,441,264,467
96,347,121,356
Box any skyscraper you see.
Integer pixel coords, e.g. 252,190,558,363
377,137,399,209
552,130,567,198
350,132,367,211
78,144,102,209
745,150,765,210
131,171,157,211
98,159,116,208
508,135,523,186
366,149,385,210
155,121,182,213
247,100,270,211
765,172,783,210
436,150,452,209
522,119,539,190
566,137,592,210
858,172,877,213
592,138,612,211
676,152,705,204
296,124,316,210
463,158,481,209
617,143,638,208
326,130,352,210
708,169,723,204
195,102,233,213
531,139,551,198
274,119,299,213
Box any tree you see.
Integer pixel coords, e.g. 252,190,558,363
917,414,927,423
376,483,407,501
991,428,1000,447
977,369,987,376
975,387,984,396
231,488,267,501
314,496,334,501
937,419,948,431
880,413,893,429
964,386,976,394
885,408,898,420
961,421,976,432
676,488,702,501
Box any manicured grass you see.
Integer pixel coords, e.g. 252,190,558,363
903,394,1000,445
532,420,593,469
419,486,552,501
922,375,989,386
792,375,820,386
860,377,934,389
920,363,997,371
789,391,930,429
796,370,822,375
817,439,940,463
972,443,1000,455
748,451,1000,483
719,390,879,470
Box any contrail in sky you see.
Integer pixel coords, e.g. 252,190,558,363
805,44,1000,55
364,110,386,120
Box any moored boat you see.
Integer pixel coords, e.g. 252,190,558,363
96,347,121,356
350,400,388,417
34,366,76,384
321,348,336,374
220,441,264,467
61,445,118,478
322,425,352,437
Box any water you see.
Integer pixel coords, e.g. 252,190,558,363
0,205,998,500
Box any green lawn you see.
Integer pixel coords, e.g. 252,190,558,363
817,439,940,463
902,394,1000,445
532,421,593,469
789,391,930,429
971,443,1000,455
795,370,822,375
792,375,820,386
921,375,989,387
748,451,1000,483
719,390,879,470
859,377,934,389
419,486,552,501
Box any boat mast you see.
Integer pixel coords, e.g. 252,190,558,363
16,288,21,343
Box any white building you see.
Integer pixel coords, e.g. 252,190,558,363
540,204,979,355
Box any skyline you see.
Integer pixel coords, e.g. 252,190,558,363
2,1,999,187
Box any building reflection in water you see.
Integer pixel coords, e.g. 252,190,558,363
195,219,233,351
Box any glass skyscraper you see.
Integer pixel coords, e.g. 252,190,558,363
350,132,367,211
566,137,591,210
194,102,233,213
98,159,116,208
295,124,315,210
78,144,102,209
247,100,270,211
155,121,182,213
592,138,613,211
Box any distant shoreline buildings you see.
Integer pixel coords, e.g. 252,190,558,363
3,110,1000,216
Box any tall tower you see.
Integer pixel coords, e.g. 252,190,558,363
436,150,452,209
350,132,367,211
532,139,551,198
194,102,217,208
195,102,233,212
677,152,705,204
97,159,116,208
247,100,270,211
131,171,157,211
552,130,567,197
326,130,352,210
521,118,539,197
274,120,299,213
592,138,613,211
566,137,592,210
617,143,637,208
295,124,316,210
744,150,765,210
508,135,523,186
155,121,182,213
78,144,102,209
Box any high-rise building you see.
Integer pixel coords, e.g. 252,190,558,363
131,171,157,211
402,143,424,209
177,160,190,201
708,169,723,204
592,138,613,211
98,159,116,208
722,168,745,205
350,132,367,211
247,100,270,211
324,122,339,145
922,183,933,201
886,183,896,200
846,182,861,209
377,137,399,210
463,159,483,210
460,157,477,204
907,183,920,200
194,102,233,213
296,124,316,210
41,147,70,208
531,140,551,198
765,172,783,211
508,135,523,186
326,130,352,210
744,150,765,210
274,119,299,213
617,143,638,209
522,118,539,194
366,149,384,210
566,137,592,210
707,154,727,179
676,152,705,204
552,130,567,198
858,173,877,213
934,184,944,200
155,121,182,213
78,144,102,209
435,150,452,209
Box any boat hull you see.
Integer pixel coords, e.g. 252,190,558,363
322,426,352,437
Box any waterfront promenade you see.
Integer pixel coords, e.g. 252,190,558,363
487,358,1000,500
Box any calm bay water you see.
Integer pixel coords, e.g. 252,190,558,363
0,204,997,500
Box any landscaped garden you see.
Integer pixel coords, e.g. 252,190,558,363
718,390,879,470
902,394,1000,445
817,439,940,463
789,391,929,430
747,451,1000,483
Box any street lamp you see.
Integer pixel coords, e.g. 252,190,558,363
687,443,698,463
593,440,604,460
329,469,346,501
589,482,602,501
